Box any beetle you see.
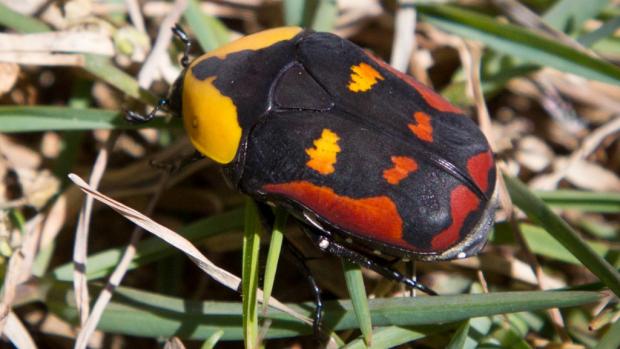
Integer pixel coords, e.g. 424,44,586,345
128,25,496,336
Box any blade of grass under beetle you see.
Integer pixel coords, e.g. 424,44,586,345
504,174,620,297
184,0,229,52
446,320,470,349
83,54,156,103
242,199,261,349
0,3,50,33
0,106,179,132
342,326,433,349
262,208,287,313
535,190,620,213
342,260,373,346
416,4,620,86
44,280,600,340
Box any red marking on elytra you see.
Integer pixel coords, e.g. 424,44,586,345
467,150,494,192
408,112,433,142
431,185,480,251
263,181,408,248
365,51,464,114
383,156,418,185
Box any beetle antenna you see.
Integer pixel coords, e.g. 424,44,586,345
125,98,169,124
172,24,191,68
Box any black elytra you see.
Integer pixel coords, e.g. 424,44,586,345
128,25,497,338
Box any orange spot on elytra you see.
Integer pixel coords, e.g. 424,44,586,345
263,181,406,247
408,112,433,142
365,51,463,114
467,151,494,192
383,156,418,185
431,185,480,251
347,62,384,92
305,129,341,175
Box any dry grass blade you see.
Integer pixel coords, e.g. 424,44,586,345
0,32,114,56
4,311,36,349
72,133,118,327
390,1,416,72
67,173,312,326
542,116,620,188
137,0,187,88
0,52,85,66
0,215,44,333
126,0,146,33
460,39,570,339
491,0,595,56
164,337,186,349
0,246,25,332
74,171,169,349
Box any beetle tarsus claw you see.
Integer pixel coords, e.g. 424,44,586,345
171,24,192,68
124,110,153,124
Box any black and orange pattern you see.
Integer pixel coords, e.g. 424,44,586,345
179,29,496,261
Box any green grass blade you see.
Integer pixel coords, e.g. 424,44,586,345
83,54,155,102
184,0,229,52
504,174,620,297
446,320,470,349
579,16,620,47
242,199,261,348
51,208,244,281
46,281,600,340
0,106,179,132
536,190,620,213
343,326,431,349
311,0,338,32
342,260,373,346
489,327,533,349
543,0,609,33
283,0,307,26
492,223,610,265
200,329,224,349
262,208,287,312
417,4,620,85
595,317,620,349
0,3,50,33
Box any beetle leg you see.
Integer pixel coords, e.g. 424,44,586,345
254,203,325,338
147,151,204,174
125,97,169,124
254,202,275,233
282,239,324,339
406,260,417,297
171,24,192,68
302,225,437,296
125,25,190,124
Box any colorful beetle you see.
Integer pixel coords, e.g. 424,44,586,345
128,26,496,335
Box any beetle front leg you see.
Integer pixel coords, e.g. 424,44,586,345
125,97,170,124
302,225,437,296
